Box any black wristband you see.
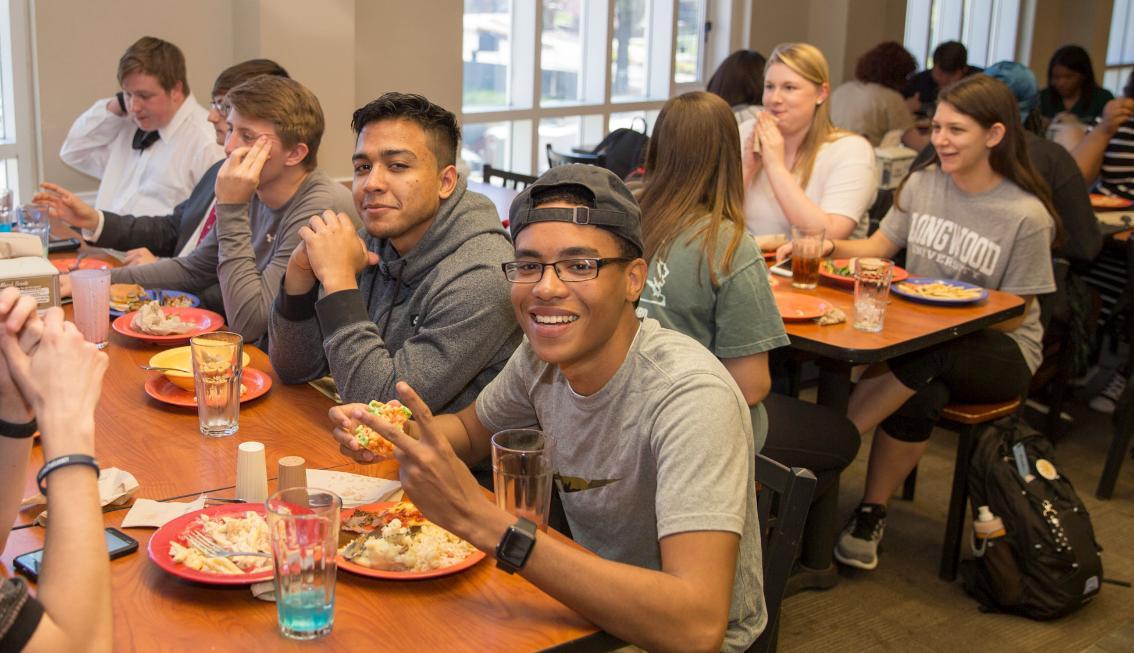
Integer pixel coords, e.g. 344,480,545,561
0,417,37,439
116,91,127,114
37,454,100,495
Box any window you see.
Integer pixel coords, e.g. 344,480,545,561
0,0,36,202
461,0,714,178
1105,0,1134,96
904,0,1021,69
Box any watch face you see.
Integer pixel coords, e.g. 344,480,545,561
497,520,537,571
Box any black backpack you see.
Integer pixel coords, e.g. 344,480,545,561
592,117,649,180
960,418,1103,620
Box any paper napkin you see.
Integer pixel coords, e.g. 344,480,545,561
120,495,208,528
305,469,401,507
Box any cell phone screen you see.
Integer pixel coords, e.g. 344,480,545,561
15,528,138,580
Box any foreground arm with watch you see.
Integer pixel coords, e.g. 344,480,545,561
332,381,740,653
0,291,112,653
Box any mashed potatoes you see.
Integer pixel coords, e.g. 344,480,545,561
342,518,475,572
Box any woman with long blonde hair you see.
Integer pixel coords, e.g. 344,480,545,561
744,42,877,241
638,91,861,594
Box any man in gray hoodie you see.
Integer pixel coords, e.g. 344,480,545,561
269,93,519,413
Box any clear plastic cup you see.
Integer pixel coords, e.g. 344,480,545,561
265,487,341,640
790,225,825,289
491,429,555,531
853,257,894,332
190,331,243,436
69,269,111,348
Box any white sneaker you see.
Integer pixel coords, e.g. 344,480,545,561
1090,370,1128,414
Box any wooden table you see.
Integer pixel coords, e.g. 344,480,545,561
3,249,609,651
771,276,1025,410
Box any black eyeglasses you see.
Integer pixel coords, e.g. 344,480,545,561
501,258,633,283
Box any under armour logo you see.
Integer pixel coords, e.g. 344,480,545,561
411,314,420,327
265,233,275,243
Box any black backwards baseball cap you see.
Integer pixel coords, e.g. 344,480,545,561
507,165,644,257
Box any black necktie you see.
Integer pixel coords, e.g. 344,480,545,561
132,128,160,151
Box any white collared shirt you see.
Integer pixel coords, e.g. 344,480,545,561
60,93,224,216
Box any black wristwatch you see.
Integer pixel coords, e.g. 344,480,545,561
495,517,537,574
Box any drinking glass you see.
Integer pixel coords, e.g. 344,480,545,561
190,331,243,437
16,204,50,256
853,257,894,333
69,269,111,348
265,487,341,641
790,225,825,290
491,429,555,531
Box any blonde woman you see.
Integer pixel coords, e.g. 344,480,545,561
743,43,877,240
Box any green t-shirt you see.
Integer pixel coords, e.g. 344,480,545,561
1038,85,1114,122
636,218,789,450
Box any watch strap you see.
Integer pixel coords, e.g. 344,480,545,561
495,517,538,574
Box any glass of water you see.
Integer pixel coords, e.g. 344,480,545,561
16,204,50,256
190,331,242,436
491,429,555,531
853,257,894,333
265,487,341,640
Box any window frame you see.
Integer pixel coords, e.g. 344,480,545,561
462,0,714,176
0,0,38,202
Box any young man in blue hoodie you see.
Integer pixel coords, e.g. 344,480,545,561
269,93,520,413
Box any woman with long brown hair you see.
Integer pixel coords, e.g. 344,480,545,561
787,74,1059,571
638,91,861,594
743,42,878,242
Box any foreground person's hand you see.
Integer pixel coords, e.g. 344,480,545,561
6,308,108,458
0,287,43,422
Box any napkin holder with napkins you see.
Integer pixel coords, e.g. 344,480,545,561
0,235,59,313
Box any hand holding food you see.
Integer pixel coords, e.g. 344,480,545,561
352,399,412,456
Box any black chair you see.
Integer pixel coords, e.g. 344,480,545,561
546,143,605,169
748,454,817,653
1097,368,1134,499
482,164,537,190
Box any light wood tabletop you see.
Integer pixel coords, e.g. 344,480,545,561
4,246,610,652
770,273,1025,409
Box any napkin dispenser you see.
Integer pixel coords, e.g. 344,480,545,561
0,254,60,313
874,145,917,190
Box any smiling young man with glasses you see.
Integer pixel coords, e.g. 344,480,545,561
59,37,225,217
40,60,289,266
327,165,766,652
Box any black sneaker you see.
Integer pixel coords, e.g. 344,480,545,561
834,503,886,570
783,562,840,597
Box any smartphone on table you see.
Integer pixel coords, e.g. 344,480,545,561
769,257,793,278
13,527,138,581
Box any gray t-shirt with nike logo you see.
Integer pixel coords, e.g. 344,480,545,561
476,318,765,652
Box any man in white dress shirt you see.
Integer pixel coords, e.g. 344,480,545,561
59,36,223,216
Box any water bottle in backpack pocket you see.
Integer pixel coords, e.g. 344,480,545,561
971,505,1023,605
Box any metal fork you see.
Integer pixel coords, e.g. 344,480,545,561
183,530,270,558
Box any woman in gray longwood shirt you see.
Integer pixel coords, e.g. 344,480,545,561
790,75,1059,571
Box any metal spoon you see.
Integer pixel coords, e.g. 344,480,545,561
68,252,88,271
139,364,191,374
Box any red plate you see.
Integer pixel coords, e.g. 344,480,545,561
52,257,111,272
775,292,831,321
144,368,272,407
111,307,224,344
1090,193,1133,210
819,258,910,288
147,503,273,586
336,502,486,580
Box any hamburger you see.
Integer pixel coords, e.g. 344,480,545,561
110,283,145,312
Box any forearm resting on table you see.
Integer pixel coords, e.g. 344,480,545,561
829,230,899,259
765,166,856,238
27,460,112,653
470,510,738,653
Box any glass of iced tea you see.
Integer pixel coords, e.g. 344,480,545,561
790,225,825,289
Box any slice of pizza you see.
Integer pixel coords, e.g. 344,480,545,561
352,399,412,456
377,499,427,528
